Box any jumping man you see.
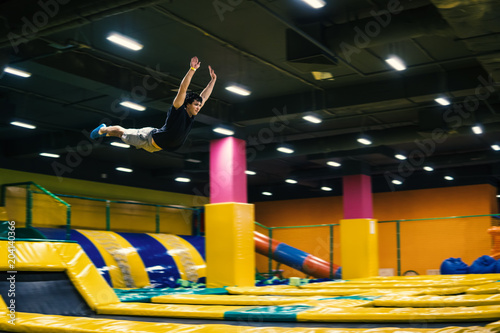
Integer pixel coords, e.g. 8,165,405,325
90,56,217,153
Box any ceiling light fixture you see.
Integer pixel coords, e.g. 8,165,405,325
321,186,332,191
301,0,326,9
116,167,133,173
225,85,251,96
392,179,403,185
262,191,272,196
491,145,500,151
245,170,256,175
385,56,406,71
303,115,322,124
39,153,60,158
277,144,294,154
395,154,407,160
423,166,434,172
311,71,333,80
10,121,36,129
4,66,32,78
186,158,202,163
110,142,130,148
357,134,372,145
444,176,454,181
285,179,298,184
472,125,483,135
106,32,143,51
213,126,234,136
435,97,450,106
327,161,341,167
120,101,146,111
175,177,191,183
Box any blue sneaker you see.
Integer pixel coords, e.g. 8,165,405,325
90,124,107,139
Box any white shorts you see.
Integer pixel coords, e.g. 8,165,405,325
121,127,162,153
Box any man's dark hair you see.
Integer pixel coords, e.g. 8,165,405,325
185,92,203,105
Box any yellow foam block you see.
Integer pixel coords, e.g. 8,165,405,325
226,286,366,296
151,294,321,306
420,287,468,296
97,302,241,319
56,242,120,309
297,305,500,322
374,294,500,307
205,203,255,288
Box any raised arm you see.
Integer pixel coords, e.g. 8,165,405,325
199,65,217,108
172,56,201,109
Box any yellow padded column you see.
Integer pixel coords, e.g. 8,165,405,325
340,218,379,279
205,203,255,288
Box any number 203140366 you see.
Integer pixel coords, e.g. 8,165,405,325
6,221,16,269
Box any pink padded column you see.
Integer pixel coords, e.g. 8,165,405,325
342,174,373,219
209,137,247,203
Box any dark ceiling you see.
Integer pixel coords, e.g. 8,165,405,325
1,0,500,203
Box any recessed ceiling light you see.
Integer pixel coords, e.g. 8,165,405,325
116,167,133,173
303,115,322,123
120,101,146,111
395,154,407,160
4,66,32,78
301,0,326,9
39,153,60,158
357,137,372,145
285,179,297,184
435,97,450,106
444,176,454,181
423,166,434,172
213,127,234,136
321,186,332,191
10,121,36,129
245,170,256,175
385,56,406,71
277,145,294,154
225,85,251,96
262,191,272,196
175,177,191,183
392,179,403,185
472,125,483,135
186,158,202,163
106,32,143,51
327,161,341,167
492,145,500,151
311,71,333,80
110,142,130,148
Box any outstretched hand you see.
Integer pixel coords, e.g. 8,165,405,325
190,56,201,70
208,65,217,81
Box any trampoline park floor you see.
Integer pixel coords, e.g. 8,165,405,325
2,241,500,332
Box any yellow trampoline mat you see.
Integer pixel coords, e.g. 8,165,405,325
151,294,324,306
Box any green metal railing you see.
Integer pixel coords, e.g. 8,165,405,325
1,181,204,239
1,182,72,240
255,213,500,277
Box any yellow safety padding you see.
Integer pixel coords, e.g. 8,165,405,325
301,280,497,289
374,294,500,307
147,233,205,282
97,302,241,319
467,282,500,294
297,305,500,322
0,295,7,323
205,203,255,288
226,286,367,296
152,294,324,306
0,241,66,271
0,313,479,333
420,287,468,296
286,299,375,308
76,230,127,288
356,289,426,297
56,242,120,309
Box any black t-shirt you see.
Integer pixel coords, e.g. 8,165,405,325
152,104,195,151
